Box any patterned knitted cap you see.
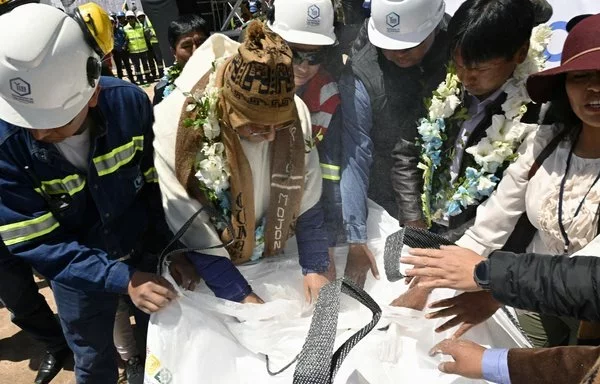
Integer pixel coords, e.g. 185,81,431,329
223,21,296,129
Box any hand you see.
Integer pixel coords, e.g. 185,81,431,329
169,253,201,291
303,272,331,303
426,291,502,338
128,271,178,314
241,292,265,304
344,243,380,288
400,245,485,291
389,277,433,310
429,339,486,379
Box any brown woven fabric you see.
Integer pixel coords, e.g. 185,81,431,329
508,346,600,384
262,114,305,257
222,20,296,130
175,55,304,264
174,72,213,208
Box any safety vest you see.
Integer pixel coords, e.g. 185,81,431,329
124,23,148,53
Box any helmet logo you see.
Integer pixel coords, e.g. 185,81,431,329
386,12,400,31
9,78,33,104
307,4,321,26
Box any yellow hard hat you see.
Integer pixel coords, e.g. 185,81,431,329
73,2,114,57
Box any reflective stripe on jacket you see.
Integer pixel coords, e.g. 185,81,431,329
0,77,170,293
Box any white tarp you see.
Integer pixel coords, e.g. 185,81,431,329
145,201,530,384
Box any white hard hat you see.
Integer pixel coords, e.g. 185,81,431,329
0,4,100,129
125,10,135,17
136,11,145,17
368,0,445,50
268,0,336,46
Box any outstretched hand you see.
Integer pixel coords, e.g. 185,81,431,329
344,243,380,288
400,245,485,291
426,291,501,338
429,339,486,379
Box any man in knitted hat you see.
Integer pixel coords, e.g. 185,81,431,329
153,21,332,303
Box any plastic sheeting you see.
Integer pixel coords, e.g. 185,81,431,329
145,201,531,384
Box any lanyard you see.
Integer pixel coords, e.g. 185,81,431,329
557,137,600,254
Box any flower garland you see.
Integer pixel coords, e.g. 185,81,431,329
161,62,183,99
182,58,266,257
418,25,552,226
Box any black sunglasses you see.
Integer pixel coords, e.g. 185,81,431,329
292,49,325,65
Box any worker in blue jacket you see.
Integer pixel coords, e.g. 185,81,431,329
0,4,177,383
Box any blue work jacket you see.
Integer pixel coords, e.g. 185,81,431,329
0,77,170,294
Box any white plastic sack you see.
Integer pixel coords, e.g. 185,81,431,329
145,200,531,384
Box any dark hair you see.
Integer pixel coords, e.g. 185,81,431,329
541,75,583,141
167,14,209,49
448,0,534,66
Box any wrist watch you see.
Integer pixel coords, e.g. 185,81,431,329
473,259,491,290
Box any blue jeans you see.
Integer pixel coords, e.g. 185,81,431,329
51,282,149,383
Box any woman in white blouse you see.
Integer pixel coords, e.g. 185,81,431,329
408,14,600,348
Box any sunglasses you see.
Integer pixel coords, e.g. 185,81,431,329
292,49,325,66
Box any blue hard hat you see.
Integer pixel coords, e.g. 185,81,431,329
117,11,125,17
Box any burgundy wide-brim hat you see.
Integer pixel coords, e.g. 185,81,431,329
527,13,600,103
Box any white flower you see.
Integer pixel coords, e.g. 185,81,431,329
485,115,508,142
429,95,460,120
418,120,441,142
203,116,221,140
503,121,536,143
196,155,230,194
436,74,460,99
466,138,508,173
201,142,225,157
445,95,461,116
502,82,531,120
429,97,445,119
530,24,552,55
477,174,496,192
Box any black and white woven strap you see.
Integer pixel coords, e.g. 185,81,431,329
384,227,454,281
293,278,382,384
157,204,234,275
383,228,405,282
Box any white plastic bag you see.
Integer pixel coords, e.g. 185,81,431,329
145,201,530,384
